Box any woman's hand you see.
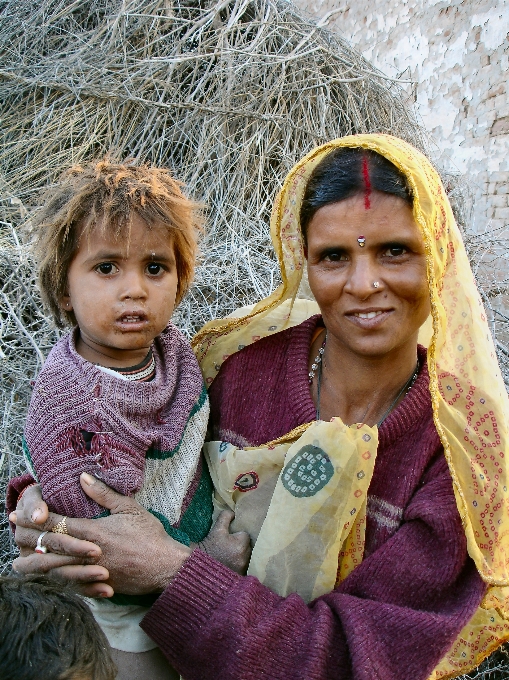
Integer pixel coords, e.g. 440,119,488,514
11,474,252,594
12,473,192,597
11,482,104,559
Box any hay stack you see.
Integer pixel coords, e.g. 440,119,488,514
0,0,430,339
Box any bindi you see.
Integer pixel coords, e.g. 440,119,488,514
362,156,371,210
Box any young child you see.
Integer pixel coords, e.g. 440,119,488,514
0,574,116,680
22,159,212,676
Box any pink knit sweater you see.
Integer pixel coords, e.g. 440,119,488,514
23,324,207,520
140,315,485,680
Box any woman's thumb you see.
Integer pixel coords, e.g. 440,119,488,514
80,473,139,514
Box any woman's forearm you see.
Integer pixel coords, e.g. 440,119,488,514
141,549,484,680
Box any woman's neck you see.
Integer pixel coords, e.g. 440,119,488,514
310,329,419,426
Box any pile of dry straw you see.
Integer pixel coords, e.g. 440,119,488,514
0,0,508,672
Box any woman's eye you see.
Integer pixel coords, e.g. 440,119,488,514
324,252,347,262
146,263,164,276
383,246,407,257
96,263,117,275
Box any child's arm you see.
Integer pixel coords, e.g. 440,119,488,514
23,426,146,519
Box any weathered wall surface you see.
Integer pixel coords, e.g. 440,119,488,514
294,0,509,231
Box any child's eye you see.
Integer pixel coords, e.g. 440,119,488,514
95,263,118,275
146,263,165,276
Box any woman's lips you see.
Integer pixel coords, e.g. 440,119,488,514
345,309,393,329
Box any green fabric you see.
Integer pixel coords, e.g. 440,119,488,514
108,461,213,607
22,437,38,482
177,460,214,542
145,385,208,460
148,509,192,546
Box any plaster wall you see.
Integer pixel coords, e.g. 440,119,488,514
293,0,509,231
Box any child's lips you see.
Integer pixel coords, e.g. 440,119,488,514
115,313,149,330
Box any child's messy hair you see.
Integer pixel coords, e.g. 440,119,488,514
31,157,202,327
0,574,116,680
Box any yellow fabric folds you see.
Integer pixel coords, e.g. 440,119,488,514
193,134,509,677
205,420,378,602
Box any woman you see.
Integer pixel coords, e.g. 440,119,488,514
9,134,509,679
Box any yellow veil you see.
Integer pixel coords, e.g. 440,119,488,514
193,134,509,677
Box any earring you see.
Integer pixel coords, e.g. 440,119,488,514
373,281,380,288
357,236,365,247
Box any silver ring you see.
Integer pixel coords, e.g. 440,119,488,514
373,281,380,288
35,531,49,554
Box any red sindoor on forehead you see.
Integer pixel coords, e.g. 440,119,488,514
362,156,371,210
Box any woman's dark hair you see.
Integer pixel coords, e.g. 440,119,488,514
300,148,413,242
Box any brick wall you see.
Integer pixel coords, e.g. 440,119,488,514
293,0,509,231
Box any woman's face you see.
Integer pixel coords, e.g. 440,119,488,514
306,190,430,360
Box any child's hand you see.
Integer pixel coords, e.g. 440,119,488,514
197,511,251,574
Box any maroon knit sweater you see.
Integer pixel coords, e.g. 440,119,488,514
140,315,485,680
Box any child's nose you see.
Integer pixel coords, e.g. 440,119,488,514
120,271,147,300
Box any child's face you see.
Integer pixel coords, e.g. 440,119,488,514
62,213,179,367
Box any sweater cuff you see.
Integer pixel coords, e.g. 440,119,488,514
141,549,241,652
6,473,36,532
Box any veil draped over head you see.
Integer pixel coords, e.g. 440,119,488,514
193,134,509,676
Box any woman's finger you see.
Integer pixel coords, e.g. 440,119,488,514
13,510,104,554
12,508,74,534
75,583,115,598
12,507,105,547
14,525,102,558
14,484,49,525
47,564,113,591
12,551,106,575
79,473,144,515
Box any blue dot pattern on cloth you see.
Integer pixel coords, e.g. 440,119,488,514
282,445,334,498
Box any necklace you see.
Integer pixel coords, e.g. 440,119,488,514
372,362,419,426
308,331,327,384
315,345,420,424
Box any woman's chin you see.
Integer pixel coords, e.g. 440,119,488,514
336,334,418,360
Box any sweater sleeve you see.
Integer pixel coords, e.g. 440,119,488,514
141,454,485,680
6,473,36,532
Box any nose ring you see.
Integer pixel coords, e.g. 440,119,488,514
373,281,380,288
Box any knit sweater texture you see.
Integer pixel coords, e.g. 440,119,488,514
23,324,212,548
141,315,486,680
